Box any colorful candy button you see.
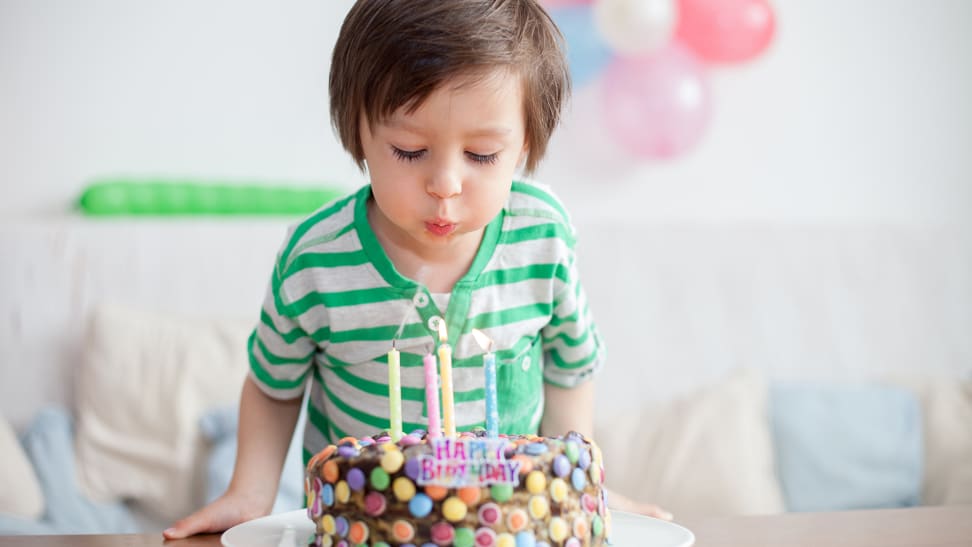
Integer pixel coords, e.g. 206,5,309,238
588,464,600,486
525,470,546,494
524,442,548,455
408,493,433,518
320,483,334,507
392,519,415,543
528,496,549,520
404,458,422,480
496,533,515,547
323,460,340,483
511,455,533,475
458,486,481,506
514,531,536,547
334,516,349,538
591,515,603,537
393,476,417,501
577,449,591,471
346,468,366,491
548,517,568,543
572,518,588,539
474,527,497,547
490,484,513,503
430,522,455,546
348,521,369,544
443,496,468,522
398,434,421,447
564,538,581,547
425,484,448,501
571,468,588,491
321,514,335,535
478,502,502,526
335,480,350,504
548,478,568,503
364,491,386,516
453,527,475,547
505,508,528,533
581,493,596,513
381,448,405,473
336,445,358,459
564,441,579,464
552,455,571,478
370,467,390,490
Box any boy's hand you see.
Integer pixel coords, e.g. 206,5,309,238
162,491,271,539
607,488,674,521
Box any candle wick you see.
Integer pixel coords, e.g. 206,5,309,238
392,339,397,350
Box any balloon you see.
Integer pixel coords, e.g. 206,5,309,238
676,0,776,63
594,0,678,55
549,5,614,88
601,44,711,159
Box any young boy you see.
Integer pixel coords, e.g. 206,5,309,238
165,1,667,538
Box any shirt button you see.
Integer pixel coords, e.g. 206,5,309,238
412,292,430,308
427,315,444,332
521,356,532,371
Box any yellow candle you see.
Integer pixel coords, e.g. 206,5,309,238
387,342,403,441
437,321,456,437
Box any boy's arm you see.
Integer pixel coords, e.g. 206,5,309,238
540,380,595,438
163,376,302,538
541,380,672,521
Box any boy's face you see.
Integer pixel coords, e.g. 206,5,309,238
360,70,527,259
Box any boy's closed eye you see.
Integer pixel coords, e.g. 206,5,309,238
390,145,500,166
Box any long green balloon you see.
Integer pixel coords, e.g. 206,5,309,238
79,180,347,216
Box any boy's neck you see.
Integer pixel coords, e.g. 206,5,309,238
367,198,483,294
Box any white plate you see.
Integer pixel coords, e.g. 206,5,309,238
222,509,695,547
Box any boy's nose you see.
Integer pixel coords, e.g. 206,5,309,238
426,165,462,200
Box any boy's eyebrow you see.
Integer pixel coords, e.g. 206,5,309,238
383,119,513,137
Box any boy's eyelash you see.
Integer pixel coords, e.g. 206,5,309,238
466,152,499,165
391,146,499,166
392,147,425,162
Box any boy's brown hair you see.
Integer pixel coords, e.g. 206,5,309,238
329,0,570,174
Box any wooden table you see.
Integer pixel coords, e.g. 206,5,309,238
1,505,969,547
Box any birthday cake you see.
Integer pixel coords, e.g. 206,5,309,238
304,429,610,546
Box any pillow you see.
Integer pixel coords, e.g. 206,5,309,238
0,412,44,519
199,406,305,513
770,382,923,511
74,305,253,523
883,375,972,505
0,407,136,534
595,368,785,517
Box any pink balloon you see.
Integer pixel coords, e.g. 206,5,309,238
601,44,711,159
676,0,776,63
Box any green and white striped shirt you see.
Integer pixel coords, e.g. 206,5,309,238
248,181,605,464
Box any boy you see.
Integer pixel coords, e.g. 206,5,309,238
166,1,667,538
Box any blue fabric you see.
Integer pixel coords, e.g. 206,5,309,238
199,406,304,513
0,407,136,534
770,383,923,512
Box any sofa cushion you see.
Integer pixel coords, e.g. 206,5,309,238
595,368,785,517
0,412,44,519
770,382,923,511
0,407,136,534
74,305,252,523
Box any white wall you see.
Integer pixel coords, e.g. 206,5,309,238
1,0,970,226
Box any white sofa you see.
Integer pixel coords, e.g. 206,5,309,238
1,217,970,532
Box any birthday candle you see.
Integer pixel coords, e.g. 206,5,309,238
423,349,441,439
387,342,403,442
437,321,456,437
472,329,498,438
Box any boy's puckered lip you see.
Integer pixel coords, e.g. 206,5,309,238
425,219,457,236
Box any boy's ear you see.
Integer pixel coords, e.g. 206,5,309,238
517,145,530,170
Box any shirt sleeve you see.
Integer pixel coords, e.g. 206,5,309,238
541,246,606,388
247,250,319,400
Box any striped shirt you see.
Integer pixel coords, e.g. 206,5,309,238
248,181,605,464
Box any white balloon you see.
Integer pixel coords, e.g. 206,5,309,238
593,0,678,55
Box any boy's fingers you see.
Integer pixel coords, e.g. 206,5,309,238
163,510,218,539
